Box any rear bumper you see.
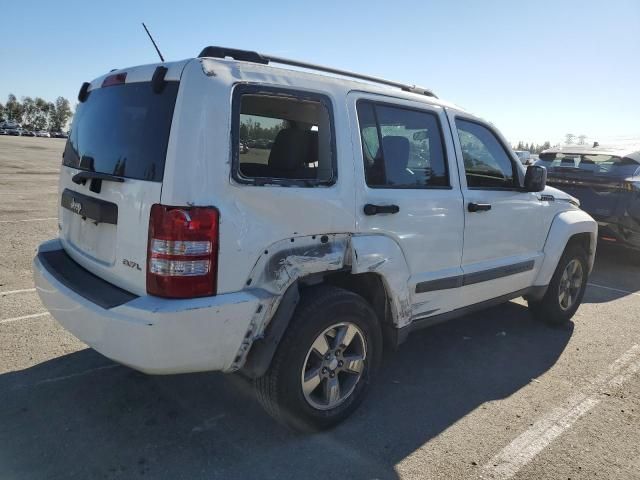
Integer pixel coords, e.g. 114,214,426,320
33,239,266,374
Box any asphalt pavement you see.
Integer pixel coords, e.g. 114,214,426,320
0,136,638,480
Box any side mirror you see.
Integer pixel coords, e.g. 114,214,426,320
524,165,547,192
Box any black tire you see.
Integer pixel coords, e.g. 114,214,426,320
528,244,589,325
254,285,382,432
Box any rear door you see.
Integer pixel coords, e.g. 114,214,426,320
349,92,465,319
448,113,546,305
58,63,185,296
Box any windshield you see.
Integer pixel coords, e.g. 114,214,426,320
538,152,639,176
62,81,179,182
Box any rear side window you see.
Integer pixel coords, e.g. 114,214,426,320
63,81,179,182
233,86,335,186
357,101,449,188
455,119,516,189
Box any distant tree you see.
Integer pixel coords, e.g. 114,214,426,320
32,97,50,130
239,122,249,140
49,97,72,131
577,134,587,145
5,94,23,122
0,103,5,122
47,102,56,130
541,141,551,151
21,97,37,129
565,133,575,145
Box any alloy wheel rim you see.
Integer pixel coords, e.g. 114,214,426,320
301,322,367,411
558,259,584,311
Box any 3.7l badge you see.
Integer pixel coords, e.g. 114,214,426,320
122,259,142,271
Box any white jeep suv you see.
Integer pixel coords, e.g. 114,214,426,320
34,47,597,431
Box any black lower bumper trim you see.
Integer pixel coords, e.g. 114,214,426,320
38,249,138,309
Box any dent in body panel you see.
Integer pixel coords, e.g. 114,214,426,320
230,233,414,368
228,234,351,370
349,235,413,328
248,234,351,295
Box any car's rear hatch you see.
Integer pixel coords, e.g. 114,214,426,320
58,61,188,296
540,152,640,220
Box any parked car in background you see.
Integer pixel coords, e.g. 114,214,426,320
7,128,21,136
0,129,7,135
22,130,36,137
52,131,69,138
538,144,640,250
514,150,533,165
35,130,51,138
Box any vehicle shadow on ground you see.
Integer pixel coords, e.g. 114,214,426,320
583,244,640,304
0,302,572,480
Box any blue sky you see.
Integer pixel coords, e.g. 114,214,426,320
1,0,638,144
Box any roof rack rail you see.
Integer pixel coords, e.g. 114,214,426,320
197,46,437,98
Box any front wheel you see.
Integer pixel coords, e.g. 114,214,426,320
528,245,589,325
254,286,382,432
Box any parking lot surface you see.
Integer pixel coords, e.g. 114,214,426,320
0,135,639,479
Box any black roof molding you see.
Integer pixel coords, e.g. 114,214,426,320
198,46,268,64
197,46,437,98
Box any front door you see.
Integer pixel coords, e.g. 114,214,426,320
349,92,465,319
448,112,546,306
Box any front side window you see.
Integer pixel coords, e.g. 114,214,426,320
357,101,449,188
455,119,516,189
234,88,334,186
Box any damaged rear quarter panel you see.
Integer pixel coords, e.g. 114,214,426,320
228,234,350,369
231,233,413,369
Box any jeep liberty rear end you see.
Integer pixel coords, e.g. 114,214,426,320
35,48,597,431
35,59,266,375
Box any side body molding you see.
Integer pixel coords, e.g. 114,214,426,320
350,235,413,328
534,209,597,287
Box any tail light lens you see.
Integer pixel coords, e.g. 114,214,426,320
147,205,219,298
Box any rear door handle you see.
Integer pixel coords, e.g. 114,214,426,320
468,202,492,213
364,204,400,215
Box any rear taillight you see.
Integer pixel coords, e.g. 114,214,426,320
147,205,219,298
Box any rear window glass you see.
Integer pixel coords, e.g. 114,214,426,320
538,153,639,175
62,81,179,182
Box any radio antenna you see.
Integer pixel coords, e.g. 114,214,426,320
142,22,165,62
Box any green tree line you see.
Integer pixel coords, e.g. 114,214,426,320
0,94,73,132
513,140,552,154
239,118,287,142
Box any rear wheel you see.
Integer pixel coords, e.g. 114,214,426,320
529,244,588,325
254,286,382,432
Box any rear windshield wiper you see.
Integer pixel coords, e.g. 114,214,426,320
72,171,125,185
